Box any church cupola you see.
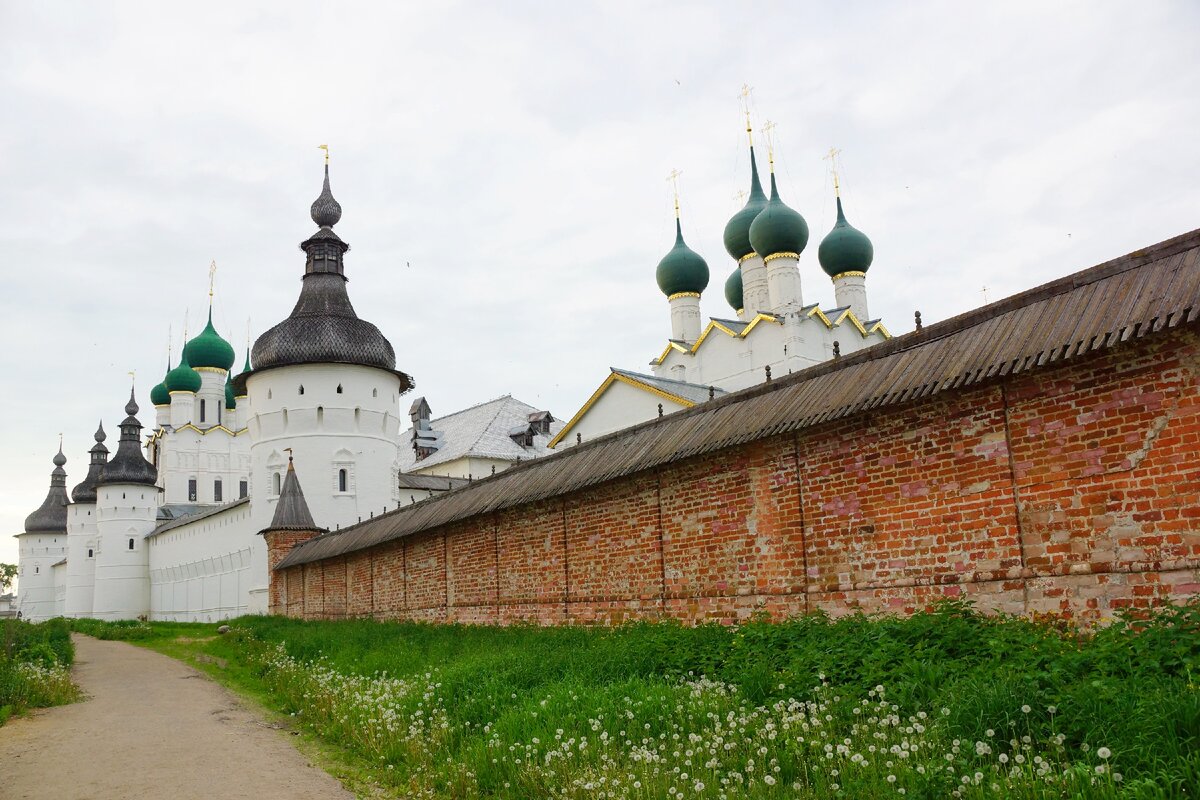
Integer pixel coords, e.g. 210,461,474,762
150,368,170,407
183,310,236,372
224,376,237,410
818,164,875,322
165,351,202,394
70,422,110,504
98,387,158,487
749,135,808,312
722,146,768,262
242,157,412,390
656,178,708,344
24,443,70,533
724,267,744,318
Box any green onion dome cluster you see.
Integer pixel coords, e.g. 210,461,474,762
724,267,743,313
656,219,710,297
164,351,202,393
818,197,874,277
748,173,809,259
183,311,236,371
150,369,171,406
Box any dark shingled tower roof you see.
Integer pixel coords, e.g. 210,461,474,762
23,445,70,533
264,458,322,533
239,163,413,394
70,421,110,503
98,387,158,487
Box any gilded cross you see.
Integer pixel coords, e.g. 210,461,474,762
666,168,683,217
738,84,754,143
762,120,778,167
318,144,329,164
824,147,842,196
208,260,217,305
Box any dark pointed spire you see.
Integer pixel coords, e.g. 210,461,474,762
24,445,70,532
72,421,111,503
310,163,342,229
98,385,157,487
265,457,320,531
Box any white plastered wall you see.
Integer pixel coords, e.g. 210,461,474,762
91,483,157,621
14,532,66,622
64,502,98,617
562,380,690,447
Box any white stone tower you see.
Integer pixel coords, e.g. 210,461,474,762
14,445,70,621
64,422,108,618
92,387,159,621
237,159,414,544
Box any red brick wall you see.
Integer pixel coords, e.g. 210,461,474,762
272,327,1200,625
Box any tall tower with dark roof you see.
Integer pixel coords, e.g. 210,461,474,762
14,445,70,620
64,422,109,617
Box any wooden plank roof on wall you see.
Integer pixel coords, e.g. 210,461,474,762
277,228,1200,570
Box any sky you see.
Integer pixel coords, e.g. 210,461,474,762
2,1,1198,571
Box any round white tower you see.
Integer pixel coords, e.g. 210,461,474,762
64,422,108,618
237,161,414,542
14,445,70,621
92,388,159,621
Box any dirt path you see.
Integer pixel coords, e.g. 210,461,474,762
0,634,355,799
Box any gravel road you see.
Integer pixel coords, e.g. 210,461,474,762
0,634,354,799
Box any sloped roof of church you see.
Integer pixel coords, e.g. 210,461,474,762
277,227,1200,570
395,395,563,472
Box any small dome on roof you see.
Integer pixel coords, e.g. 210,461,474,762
748,173,809,259
656,219,710,297
150,367,171,406
165,351,202,393
818,197,874,278
183,310,236,371
724,267,743,313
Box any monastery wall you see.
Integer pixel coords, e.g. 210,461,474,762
272,325,1200,624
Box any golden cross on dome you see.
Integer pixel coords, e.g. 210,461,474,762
733,188,748,204
208,260,217,306
824,146,843,196
738,84,754,144
762,120,778,169
318,144,329,164
167,324,172,363
666,168,683,218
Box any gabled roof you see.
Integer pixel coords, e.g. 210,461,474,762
548,368,727,448
276,226,1200,570
396,395,563,473
148,497,250,538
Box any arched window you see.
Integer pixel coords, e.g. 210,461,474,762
128,538,135,550
35,565,39,574
338,469,348,493
87,549,93,558
317,406,324,427
273,472,281,494
298,385,305,395
372,388,378,398
239,479,248,499
336,384,343,394
214,478,223,502
267,389,273,400
200,398,207,422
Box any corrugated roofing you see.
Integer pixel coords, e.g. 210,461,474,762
397,473,470,491
611,368,728,405
396,395,563,472
278,228,1200,570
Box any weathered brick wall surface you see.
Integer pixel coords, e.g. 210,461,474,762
275,328,1200,624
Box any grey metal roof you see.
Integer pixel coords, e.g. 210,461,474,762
70,422,109,504
147,497,250,538
397,473,470,491
395,395,564,473
98,389,157,487
611,368,727,405
23,448,70,533
276,227,1200,570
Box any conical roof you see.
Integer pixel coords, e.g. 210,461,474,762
23,445,70,533
264,458,321,532
97,387,158,487
71,421,110,503
818,197,874,277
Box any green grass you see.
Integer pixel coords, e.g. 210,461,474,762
1,618,80,722
71,601,1200,799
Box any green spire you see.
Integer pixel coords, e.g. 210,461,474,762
656,217,710,298
240,347,251,374
818,196,874,278
150,364,171,406
748,172,809,259
224,376,237,410
722,146,769,261
182,309,236,371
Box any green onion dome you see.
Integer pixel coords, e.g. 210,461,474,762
150,368,171,406
724,267,743,313
234,348,251,398
655,218,710,297
183,310,236,371
224,376,237,410
818,197,874,278
749,173,809,259
165,351,202,393
722,147,768,261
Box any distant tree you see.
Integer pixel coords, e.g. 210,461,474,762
0,563,17,593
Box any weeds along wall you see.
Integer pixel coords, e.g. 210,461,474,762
270,324,1200,624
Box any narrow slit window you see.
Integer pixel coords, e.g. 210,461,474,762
273,472,281,494
338,469,348,493
128,538,135,550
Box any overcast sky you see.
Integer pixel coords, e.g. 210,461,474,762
2,1,1198,569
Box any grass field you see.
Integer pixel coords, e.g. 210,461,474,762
1,617,79,725
68,601,1200,799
